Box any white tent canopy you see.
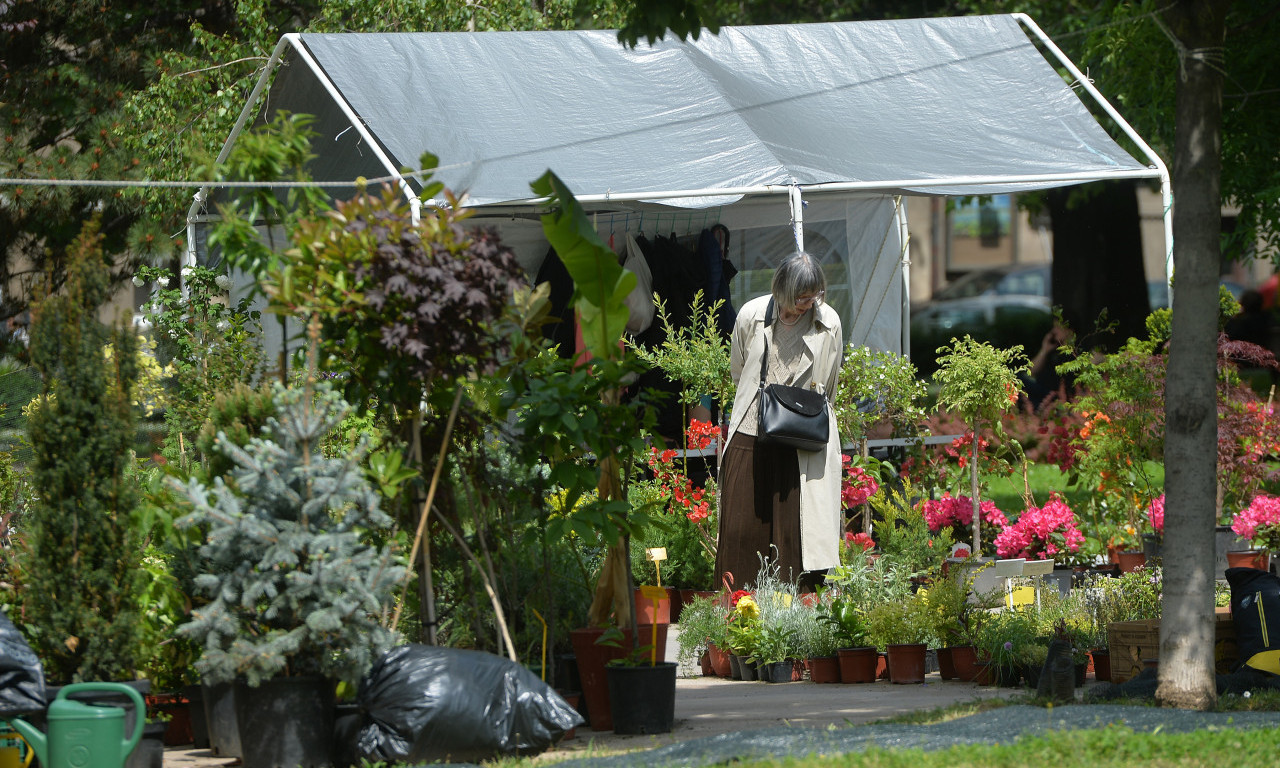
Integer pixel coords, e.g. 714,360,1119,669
189,13,1168,358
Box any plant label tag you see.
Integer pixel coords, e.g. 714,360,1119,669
646,547,668,562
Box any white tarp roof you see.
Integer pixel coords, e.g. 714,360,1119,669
215,14,1160,208
195,15,1168,363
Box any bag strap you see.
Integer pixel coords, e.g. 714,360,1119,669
759,298,774,387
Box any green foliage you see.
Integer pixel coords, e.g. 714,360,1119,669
193,383,279,481
820,594,870,649
274,171,526,454
932,335,1029,431
21,220,144,683
629,291,734,410
207,112,333,286
865,591,935,649
174,382,404,687
823,547,913,617
138,263,264,471
868,480,953,578
674,593,729,669
498,351,657,547
970,608,1039,670
834,344,927,442
533,170,635,363
1077,567,1163,646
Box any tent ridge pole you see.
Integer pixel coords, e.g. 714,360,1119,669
1013,12,1173,279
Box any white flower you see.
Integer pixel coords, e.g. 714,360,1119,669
216,320,230,332
158,277,171,288
181,266,193,277
132,276,144,287
215,274,233,291
1243,690,1252,699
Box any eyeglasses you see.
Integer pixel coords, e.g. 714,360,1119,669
795,291,825,307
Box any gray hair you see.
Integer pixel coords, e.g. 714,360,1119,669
771,251,826,311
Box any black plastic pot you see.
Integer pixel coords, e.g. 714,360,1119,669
185,684,210,749
234,676,335,768
605,662,676,735
203,681,241,758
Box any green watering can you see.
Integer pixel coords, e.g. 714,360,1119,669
9,682,144,768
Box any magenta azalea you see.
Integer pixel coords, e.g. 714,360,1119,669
993,494,1085,561
921,494,1008,532
1233,494,1280,551
1147,495,1164,535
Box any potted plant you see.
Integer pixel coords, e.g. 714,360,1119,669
799,593,842,683
1229,494,1280,571
597,627,678,735
970,609,1038,687
674,593,731,676
174,381,404,768
866,592,935,684
725,591,762,680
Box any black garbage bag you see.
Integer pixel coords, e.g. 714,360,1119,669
0,608,44,717
354,644,583,763
1226,567,1280,675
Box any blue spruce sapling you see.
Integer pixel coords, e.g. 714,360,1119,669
174,382,403,687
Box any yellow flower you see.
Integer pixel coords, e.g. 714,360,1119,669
735,595,759,619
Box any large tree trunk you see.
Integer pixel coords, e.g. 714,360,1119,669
1047,181,1149,351
1157,0,1230,712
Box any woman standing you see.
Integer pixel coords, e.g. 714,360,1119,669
715,251,843,591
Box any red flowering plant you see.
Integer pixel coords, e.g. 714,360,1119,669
840,454,881,508
840,531,876,566
630,419,720,589
993,493,1086,563
1147,494,1164,536
1231,494,1280,553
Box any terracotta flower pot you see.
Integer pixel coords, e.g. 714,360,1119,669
949,645,979,682
936,646,956,680
808,655,841,684
836,647,878,683
1116,550,1146,573
886,643,927,684
707,643,733,677
1226,550,1270,572
1090,648,1111,682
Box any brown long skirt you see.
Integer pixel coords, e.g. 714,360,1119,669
714,432,805,590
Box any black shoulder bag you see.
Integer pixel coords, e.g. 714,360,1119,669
756,299,829,452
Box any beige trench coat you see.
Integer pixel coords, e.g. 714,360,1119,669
722,294,844,572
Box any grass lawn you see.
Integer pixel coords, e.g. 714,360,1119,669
981,462,1164,517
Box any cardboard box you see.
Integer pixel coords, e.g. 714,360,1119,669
1107,614,1237,684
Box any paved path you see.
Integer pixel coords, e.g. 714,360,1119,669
161,671,1026,766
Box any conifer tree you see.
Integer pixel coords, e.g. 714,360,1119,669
23,219,143,683
175,381,403,687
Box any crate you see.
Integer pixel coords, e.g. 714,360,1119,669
1107,613,1237,684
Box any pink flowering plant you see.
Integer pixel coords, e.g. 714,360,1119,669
1232,494,1280,552
840,454,881,508
921,494,1009,557
993,494,1086,562
1147,495,1164,535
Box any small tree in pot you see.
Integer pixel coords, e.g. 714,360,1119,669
173,378,403,768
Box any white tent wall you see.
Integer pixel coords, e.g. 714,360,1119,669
475,193,906,352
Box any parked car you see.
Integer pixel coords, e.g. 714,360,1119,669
910,264,1053,377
